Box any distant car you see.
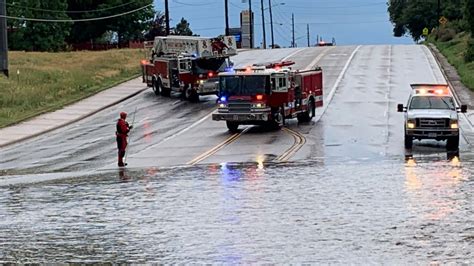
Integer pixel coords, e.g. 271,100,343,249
316,41,333,47
397,84,467,150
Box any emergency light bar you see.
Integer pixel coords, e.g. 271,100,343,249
410,84,449,96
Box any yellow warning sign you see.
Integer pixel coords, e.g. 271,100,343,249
439,16,448,25
422,27,429,36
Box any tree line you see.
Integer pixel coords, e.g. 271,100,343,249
388,0,474,61
6,0,194,51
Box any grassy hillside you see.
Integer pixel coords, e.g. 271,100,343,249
428,32,474,90
0,49,145,128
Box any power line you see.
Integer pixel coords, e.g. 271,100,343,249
284,2,387,9
0,4,152,22
6,0,140,14
172,0,214,6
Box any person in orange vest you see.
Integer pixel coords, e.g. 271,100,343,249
116,112,133,167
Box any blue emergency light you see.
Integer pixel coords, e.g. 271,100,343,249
220,96,227,102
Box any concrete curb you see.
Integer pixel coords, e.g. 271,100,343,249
0,85,148,149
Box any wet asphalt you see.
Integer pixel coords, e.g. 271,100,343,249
0,45,472,263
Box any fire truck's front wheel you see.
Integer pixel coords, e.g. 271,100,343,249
226,121,239,133
152,78,162,96
184,85,199,102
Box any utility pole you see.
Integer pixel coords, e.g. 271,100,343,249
225,0,230,36
0,0,8,77
268,0,274,48
291,13,295,48
437,0,441,27
165,0,170,35
260,0,266,49
249,0,253,48
307,24,310,47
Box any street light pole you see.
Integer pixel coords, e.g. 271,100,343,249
165,0,170,35
0,0,8,77
291,13,295,47
249,0,253,48
260,0,266,49
268,0,274,48
307,24,310,47
225,0,230,36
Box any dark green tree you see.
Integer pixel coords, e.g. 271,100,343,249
66,0,154,44
388,0,465,41
465,0,474,61
7,0,71,51
388,0,408,37
144,10,166,41
174,17,193,36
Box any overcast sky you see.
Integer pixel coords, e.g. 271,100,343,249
153,0,414,47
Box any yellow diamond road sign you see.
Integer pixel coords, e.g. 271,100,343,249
422,27,429,36
439,16,448,25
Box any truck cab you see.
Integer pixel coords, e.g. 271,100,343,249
397,84,467,150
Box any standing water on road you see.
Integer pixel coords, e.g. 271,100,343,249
0,156,472,263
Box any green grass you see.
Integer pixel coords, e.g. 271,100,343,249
0,49,145,128
428,32,474,91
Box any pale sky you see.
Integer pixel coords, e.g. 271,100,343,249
153,0,414,47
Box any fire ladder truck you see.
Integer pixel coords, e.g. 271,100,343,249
212,61,323,132
141,36,237,102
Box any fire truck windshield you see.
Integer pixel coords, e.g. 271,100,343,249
193,58,227,74
220,75,270,96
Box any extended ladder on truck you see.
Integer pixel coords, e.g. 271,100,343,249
141,36,237,102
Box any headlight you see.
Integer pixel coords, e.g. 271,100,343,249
450,120,459,129
407,119,416,129
219,103,227,108
252,103,266,108
196,80,204,85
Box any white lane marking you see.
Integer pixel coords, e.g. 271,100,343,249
172,100,182,105
384,45,393,148
139,109,216,153
314,45,361,121
304,47,334,71
138,116,149,123
281,48,306,61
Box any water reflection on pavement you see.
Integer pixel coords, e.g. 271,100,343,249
0,156,472,263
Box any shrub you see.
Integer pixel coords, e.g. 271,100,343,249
464,38,474,62
437,27,457,42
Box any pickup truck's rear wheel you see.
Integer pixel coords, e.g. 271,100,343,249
404,134,413,149
446,136,459,151
226,121,239,133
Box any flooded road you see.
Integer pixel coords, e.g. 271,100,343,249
1,157,472,263
1,45,473,263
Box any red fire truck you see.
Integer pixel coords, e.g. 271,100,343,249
212,61,323,132
141,36,237,102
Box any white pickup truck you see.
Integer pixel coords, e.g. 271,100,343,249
397,84,467,150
